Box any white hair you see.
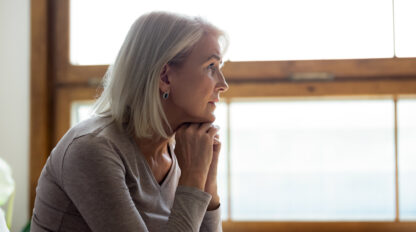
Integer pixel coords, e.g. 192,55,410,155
93,11,228,139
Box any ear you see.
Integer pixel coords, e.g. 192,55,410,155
159,64,171,93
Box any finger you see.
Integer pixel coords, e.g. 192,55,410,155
185,123,200,133
198,123,213,133
213,140,221,158
206,125,219,138
207,124,220,133
213,137,220,145
213,134,220,145
177,123,190,132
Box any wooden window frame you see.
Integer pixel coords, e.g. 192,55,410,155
31,0,416,231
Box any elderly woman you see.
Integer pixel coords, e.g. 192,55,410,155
31,11,228,232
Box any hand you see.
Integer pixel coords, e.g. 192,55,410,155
175,123,219,191
205,133,221,210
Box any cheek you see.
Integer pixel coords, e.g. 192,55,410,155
185,83,212,109
183,72,214,100
171,69,216,112
180,81,214,113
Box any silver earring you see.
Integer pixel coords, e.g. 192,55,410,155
163,91,169,99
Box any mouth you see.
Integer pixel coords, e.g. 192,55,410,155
208,102,217,108
208,98,219,108
209,98,220,103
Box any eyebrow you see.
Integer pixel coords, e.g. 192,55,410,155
204,54,222,63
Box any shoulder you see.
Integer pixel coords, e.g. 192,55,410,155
60,130,128,191
49,116,139,185
59,116,129,177
57,116,129,160
63,129,125,172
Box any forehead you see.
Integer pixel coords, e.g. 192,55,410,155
188,33,221,63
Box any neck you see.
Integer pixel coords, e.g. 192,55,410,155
135,98,196,158
135,135,172,159
134,114,185,160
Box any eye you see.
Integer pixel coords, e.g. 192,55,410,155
208,63,216,72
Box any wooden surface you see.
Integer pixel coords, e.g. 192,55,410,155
30,0,51,213
394,97,400,222
51,58,416,85
222,221,416,232
223,79,416,98
221,58,416,80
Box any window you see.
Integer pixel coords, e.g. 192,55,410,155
70,100,94,127
398,98,416,220
70,0,416,65
394,0,416,57
229,99,395,221
31,0,416,231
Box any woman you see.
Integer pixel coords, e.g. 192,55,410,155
31,11,228,232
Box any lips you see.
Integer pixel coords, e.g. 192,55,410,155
209,98,219,103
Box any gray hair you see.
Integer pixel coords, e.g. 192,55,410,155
93,11,228,139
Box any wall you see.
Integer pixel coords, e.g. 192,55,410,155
0,0,30,231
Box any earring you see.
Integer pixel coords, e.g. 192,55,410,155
162,91,169,99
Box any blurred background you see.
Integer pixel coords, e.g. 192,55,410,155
1,0,416,231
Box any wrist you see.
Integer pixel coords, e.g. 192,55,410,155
207,195,220,211
178,173,207,191
204,181,218,195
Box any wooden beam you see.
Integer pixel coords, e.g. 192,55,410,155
30,0,51,214
53,57,416,85
223,79,416,98
222,221,416,232
221,58,416,80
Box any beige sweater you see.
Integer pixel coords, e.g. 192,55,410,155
31,116,221,232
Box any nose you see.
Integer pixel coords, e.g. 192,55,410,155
215,71,229,93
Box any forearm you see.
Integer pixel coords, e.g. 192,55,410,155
167,186,212,231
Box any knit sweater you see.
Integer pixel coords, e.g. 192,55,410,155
31,116,221,232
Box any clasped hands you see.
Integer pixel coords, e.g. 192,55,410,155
174,123,221,211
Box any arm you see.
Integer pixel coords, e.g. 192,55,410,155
61,135,212,232
174,124,223,232
200,134,222,232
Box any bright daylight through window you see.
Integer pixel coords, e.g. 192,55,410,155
71,0,416,65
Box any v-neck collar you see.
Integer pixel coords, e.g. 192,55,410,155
131,139,177,189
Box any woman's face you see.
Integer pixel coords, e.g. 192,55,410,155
164,33,229,125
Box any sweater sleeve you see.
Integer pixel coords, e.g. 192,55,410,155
61,134,219,232
200,206,222,232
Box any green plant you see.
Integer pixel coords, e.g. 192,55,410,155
21,221,30,232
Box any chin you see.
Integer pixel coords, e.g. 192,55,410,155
188,112,216,124
205,115,216,123
193,116,215,124
185,105,216,123
202,110,216,123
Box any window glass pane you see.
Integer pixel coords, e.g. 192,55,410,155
394,0,416,58
398,99,416,220
214,102,229,220
71,101,94,127
70,0,394,65
230,99,395,221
